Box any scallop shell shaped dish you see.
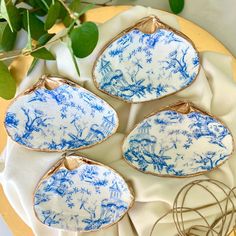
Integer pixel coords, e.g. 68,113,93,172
122,102,234,177
34,155,134,232
93,16,200,103
4,76,118,151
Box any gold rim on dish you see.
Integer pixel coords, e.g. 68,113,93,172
92,15,201,104
122,100,235,178
4,75,119,152
33,152,135,233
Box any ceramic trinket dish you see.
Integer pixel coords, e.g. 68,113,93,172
93,16,200,103
122,102,234,177
34,153,134,232
4,75,118,151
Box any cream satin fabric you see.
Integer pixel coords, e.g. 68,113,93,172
1,6,236,236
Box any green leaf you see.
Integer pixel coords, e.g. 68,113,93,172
27,0,47,16
77,3,94,18
0,23,17,51
67,41,80,76
41,0,50,10
0,0,21,31
69,0,81,12
63,0,81,27
63,13,73,27
70,21,98,58
27,0,39,8
27,32,55,74
31,47,55,60
36,0,51,11
169,0,185,14
0,21,7,51
58,2,67,20
45,1,61,30
23,11,47,40
27,57,39,75
0,22,6,43
0,61,16,100
38,33,55,46
25,10,32,51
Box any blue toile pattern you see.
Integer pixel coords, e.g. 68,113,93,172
5,84,118,151
34,158,133,232
93,28,200,102
123,110,233,176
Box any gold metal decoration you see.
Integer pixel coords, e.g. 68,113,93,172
150,179,236,236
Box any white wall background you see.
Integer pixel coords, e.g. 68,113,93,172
84,0,236,57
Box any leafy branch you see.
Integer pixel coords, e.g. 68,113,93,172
0,0,99,99
0,0,185,100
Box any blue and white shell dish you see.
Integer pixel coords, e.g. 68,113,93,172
4,75,118,151
122,102,234,177
34,154,134,232
93,16,200,103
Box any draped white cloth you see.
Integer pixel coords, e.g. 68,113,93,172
83,0,236,57
1,6,236,236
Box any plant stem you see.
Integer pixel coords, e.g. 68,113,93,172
58,0,76,19
0,49,23,60
27,58,39,75
26,10,32,51
69,44,80,77
41,0,50,9
67,19,77,33
0,1,97,61
0,34,67,61
66,38,80,77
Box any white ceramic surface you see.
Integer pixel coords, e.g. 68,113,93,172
5,76,118,151
34,155,134,232
123,102,234,176
93,16,200,103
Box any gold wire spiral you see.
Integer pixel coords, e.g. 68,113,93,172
150,179,236,236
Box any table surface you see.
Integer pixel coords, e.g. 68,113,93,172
0,5,236,236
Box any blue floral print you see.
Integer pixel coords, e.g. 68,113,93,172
123,110,233,176
34,161,133,232
93,28,199,102
5,84,118,151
